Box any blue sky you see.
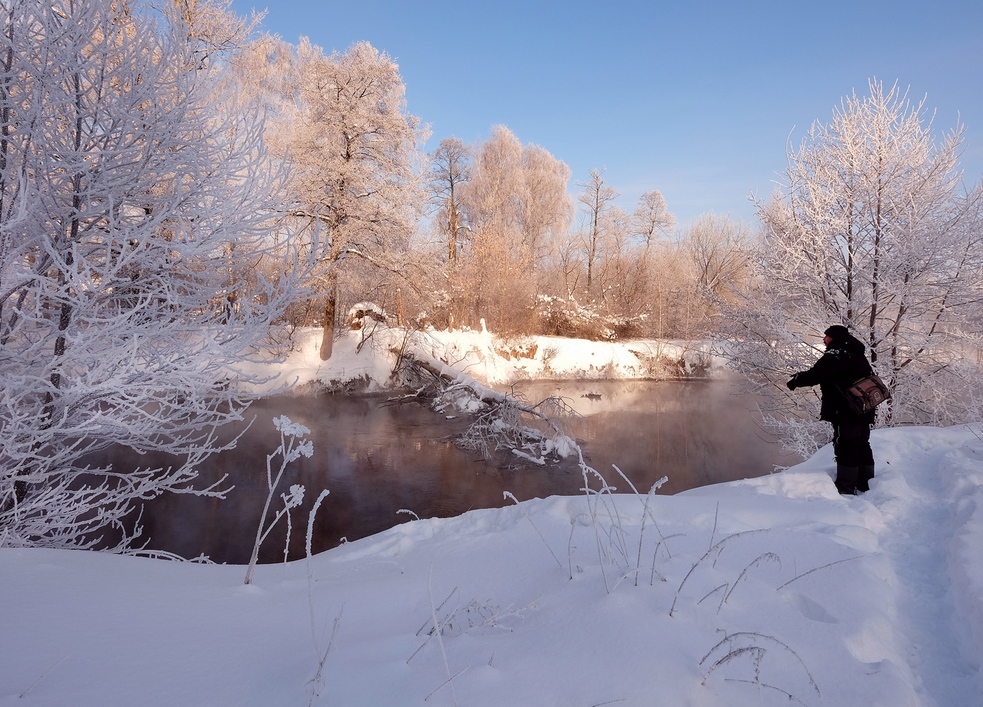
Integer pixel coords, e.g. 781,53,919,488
230,0,983,229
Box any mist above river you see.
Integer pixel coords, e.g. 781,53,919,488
514,377,794,493
130,377,792,564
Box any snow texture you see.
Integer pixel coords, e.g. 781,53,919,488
2,330,982,706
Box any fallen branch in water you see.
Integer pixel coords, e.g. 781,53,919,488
390,348,579,463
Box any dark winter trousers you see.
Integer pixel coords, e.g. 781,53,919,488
831,419,875,494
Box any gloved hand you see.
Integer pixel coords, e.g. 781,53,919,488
786,375,799,390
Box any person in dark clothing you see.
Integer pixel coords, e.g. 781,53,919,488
786,325,876,495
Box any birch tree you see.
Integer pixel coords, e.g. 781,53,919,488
592,205,635,307
546,177,681,336
452,126,571,331
428,137,472,263
0,0,304,549
638,215,751,340
170,0,262,70
632,189,675,246
723,80,983,453
627,189,675,330
576,169,618,297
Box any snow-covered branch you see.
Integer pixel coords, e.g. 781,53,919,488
390,345,578,465
0,0,312,550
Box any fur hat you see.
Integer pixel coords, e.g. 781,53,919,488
824,325,851,341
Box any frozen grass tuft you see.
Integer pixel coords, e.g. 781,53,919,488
700,631,820,705
244,415,315,585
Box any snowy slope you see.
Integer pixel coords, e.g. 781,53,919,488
2,426,982,707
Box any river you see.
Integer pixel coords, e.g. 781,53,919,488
128,377,793,564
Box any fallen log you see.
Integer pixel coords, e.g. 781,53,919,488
390,347,579,462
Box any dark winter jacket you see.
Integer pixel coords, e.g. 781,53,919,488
788,332,875,423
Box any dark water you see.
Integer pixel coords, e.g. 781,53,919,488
514,378,795,493
126,378,791,564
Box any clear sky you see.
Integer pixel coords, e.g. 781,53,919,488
229,0,983,230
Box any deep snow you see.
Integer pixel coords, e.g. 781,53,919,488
2,328,981,706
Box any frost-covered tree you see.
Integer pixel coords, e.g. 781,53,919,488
286,40,425,360
684,214,751,298
679,214,752,334
0,0,304,549
455,126,529,330
632,189,675,246
625,190,676,332
428,137,472,263
724,80,983,454
520,143,573,271
170,0,263,70
461,126,526,247
591,205,633,303
576,168,619,297
546,178,684,338
449,125,572,332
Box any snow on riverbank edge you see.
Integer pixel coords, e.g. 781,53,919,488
4,327,981,705
239,326,722,395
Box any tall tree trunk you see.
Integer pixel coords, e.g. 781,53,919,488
318,271,337,360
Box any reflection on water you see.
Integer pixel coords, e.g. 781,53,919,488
126,379,791,564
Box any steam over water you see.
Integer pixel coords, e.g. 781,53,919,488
128,378,792,563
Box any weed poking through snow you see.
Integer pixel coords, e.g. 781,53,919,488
244,415,315,585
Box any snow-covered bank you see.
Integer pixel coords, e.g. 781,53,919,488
2,425,982,706
4,328,981,705
240,326,720,395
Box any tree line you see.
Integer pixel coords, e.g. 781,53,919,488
225,24,754,349
1,0,980,549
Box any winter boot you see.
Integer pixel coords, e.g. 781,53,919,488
857,465,875,493
835,464,858,496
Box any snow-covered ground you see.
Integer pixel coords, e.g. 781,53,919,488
240,326,720,394
2,328,982,706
